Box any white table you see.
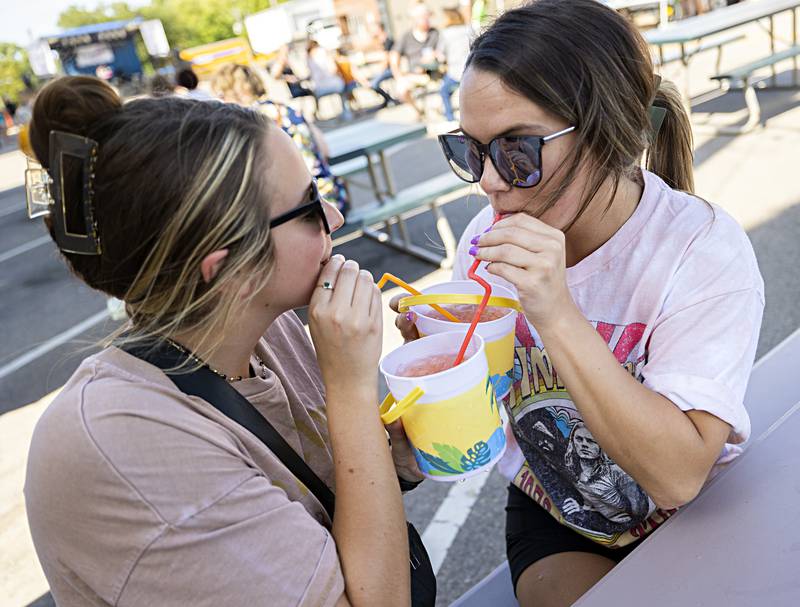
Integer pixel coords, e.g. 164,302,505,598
577,397,800,606
326,120,428,201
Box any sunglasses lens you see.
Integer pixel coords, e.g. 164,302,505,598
440,135,481,183
490,137,542,188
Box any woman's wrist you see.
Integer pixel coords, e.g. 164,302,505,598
530,298,583,344
324,379,379,408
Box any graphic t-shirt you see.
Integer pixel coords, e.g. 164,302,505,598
453,170,764,547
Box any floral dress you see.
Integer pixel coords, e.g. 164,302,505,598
258,100,349,215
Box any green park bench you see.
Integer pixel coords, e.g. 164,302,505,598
332,171,469,269
711,44,800,134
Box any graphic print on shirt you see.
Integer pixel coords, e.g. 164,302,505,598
507,314,671,545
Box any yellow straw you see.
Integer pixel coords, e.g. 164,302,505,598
377,273,461,323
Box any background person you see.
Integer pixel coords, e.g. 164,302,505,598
175,66,214,101
306,39,356,121
390,2,440,115
364,16,398,108
436,6,472,122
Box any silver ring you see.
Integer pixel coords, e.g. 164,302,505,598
320,281,334,290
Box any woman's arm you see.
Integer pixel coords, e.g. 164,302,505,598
535,303,731,509
474,213,736,509
309,256,410,607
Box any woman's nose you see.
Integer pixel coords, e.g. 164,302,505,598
324,200,345,233
479,156,511,196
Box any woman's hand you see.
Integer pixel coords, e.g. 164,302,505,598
471,213,575,330
386,419,424,482
389,294,420,343
309,255,383,393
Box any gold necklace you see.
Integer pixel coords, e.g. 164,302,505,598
164,338,267,383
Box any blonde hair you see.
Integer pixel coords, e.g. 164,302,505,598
30,76,277,359
212,63,267,105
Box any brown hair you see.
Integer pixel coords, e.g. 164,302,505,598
466,0,694,227
29,76,276,350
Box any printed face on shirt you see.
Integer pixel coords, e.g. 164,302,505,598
257,126,343,311
458,67,590,230
572,426,601,460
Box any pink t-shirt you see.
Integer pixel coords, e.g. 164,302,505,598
453,170,764,547
24,312,345,606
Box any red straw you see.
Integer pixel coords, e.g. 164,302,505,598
452,214,502,366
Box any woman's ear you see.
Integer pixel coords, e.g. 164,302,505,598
200,249,229,283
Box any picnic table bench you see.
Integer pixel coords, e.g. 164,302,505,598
452,326,800,606
711,43,800,133
327,119,469,267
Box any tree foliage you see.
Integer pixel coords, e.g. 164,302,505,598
0,44,31,102
56,0,282,50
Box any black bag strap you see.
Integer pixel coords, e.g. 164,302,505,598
121,341,336,518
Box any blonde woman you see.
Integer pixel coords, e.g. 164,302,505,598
24,76,424,606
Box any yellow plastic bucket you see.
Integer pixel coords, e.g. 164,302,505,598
379,332,506,481
398,280,520,399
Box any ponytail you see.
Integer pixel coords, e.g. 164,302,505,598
646,80,694,193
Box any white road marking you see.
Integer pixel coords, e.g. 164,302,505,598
0,235,51,264
421,471,493,574
0,310,109,380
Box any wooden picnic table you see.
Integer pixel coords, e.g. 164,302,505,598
326,120,428,200
577,397,800,606
646,0,800,103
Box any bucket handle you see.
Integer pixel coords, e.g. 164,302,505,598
379,387,425,424
397,293,522,314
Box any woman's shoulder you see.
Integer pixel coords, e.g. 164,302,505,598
26,347,277,524
642,171,763,295
644,172,757,264
28,347,251,487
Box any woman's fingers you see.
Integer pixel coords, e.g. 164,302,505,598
352,269,375,317
394,310,419,342
329,259,360,308
388,293,406,312
369,280,383,323
309,254,345,308
474,242,537,269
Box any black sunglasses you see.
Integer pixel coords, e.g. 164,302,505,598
438,126,575,188
269,180,331,235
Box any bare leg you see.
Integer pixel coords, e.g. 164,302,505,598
515,551,616,607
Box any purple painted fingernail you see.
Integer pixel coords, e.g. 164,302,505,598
468,245,479,256
405,312,415,322
483,225,493,233
470,235,480,245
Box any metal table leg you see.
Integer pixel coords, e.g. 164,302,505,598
680,43,693,115
770,15,777,84
365,154,384,202
378,149,397,197
794,8,798,86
